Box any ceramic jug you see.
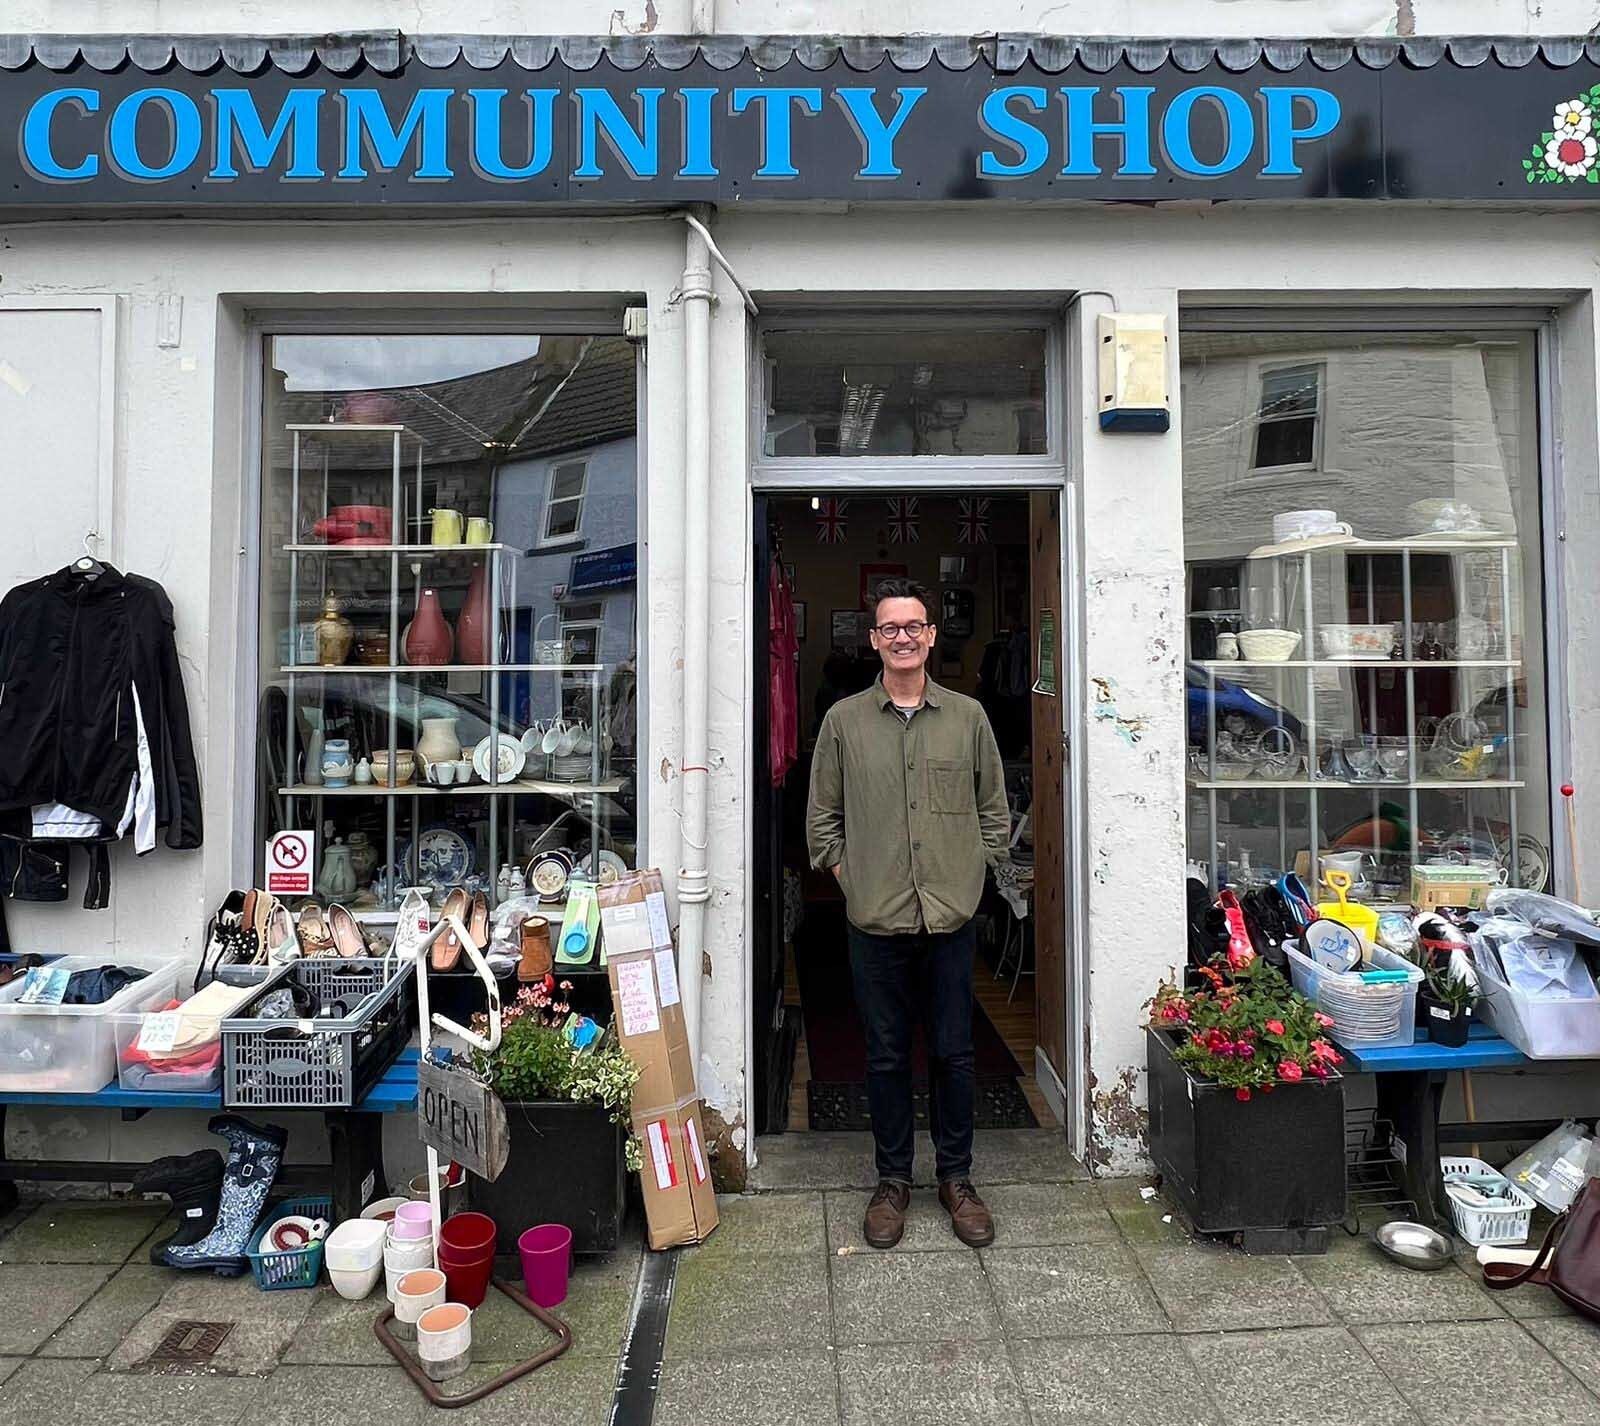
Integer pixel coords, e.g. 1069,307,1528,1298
417,716,462,768
318,840,358,900
466,517,493,545
320,737,354,789
405,589,453,666
430,508,464,546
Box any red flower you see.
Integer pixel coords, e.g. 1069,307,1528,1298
544,973,557,992
1235,1087,1251,1101
1309,1038,1337,1062
1314,1012,1335,1029
1278,1060,1304,1082
1227,945,1256,971
1265,1019,1285,1036
1310,1063,1330,1079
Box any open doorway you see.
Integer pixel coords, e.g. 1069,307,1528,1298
752,490,1071,1138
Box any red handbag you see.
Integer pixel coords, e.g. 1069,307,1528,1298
1483,1179,1600,1320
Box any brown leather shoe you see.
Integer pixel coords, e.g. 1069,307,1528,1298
862,1180,911,1249
938,1180,995,1247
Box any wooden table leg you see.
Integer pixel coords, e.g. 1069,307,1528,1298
1374,1068,1446,1228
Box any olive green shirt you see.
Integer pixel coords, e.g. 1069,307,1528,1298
806,675,1010,936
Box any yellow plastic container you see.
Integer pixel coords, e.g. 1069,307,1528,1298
1315,869,1381,944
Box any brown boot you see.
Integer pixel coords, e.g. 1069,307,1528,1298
518,916,553,983
862,1180,911,1250
938,1179,995,1247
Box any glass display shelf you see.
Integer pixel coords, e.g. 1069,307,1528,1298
1187,777,1527,792
278,778,627,797
283,542,516,556
1198,659,1522,671
279,664,603,675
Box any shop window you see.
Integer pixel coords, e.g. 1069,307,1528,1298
762,327,1047,457
1251,363,1322,472
1181,328,1551,897
542,460,588,543
256,333,640,919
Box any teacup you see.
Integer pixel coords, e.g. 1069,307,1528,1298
430,760,457,787
571,723,594,755
541,718,568,756
453,757,474,784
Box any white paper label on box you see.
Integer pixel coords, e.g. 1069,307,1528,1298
685,1114,707,1184
603,902,653,956
616,959,661,1037
645,890,672,949
654,947,681,1008
135,1011,182,1053
646,1118,677,1190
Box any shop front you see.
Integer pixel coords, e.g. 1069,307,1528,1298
2,32,1599,1205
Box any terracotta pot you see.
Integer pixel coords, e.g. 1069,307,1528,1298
405,588,454,666
455,564,492,666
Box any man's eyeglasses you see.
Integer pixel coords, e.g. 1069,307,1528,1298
873,621,930,639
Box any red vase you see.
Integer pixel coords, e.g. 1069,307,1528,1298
405,588,454,666
455,565,492,666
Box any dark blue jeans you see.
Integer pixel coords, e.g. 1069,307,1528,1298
847,918,976,1184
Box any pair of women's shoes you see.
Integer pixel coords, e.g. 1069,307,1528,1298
431,889,489,971
294,902,371,959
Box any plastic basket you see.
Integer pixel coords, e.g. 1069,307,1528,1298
222,957,413,1109
1283,942,1423,1049
1440,1156,1535,1246
246,1195,333,1290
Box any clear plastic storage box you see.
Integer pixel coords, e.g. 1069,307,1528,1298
1473,920,1600,1059
0,956,182,1092
1283,943,1423,1049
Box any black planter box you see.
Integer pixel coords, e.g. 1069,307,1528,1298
1146,1027,1346,1253
467,1099,627,1256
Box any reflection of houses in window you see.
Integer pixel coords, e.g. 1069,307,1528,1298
1251,363,1322,472
542,460,588,542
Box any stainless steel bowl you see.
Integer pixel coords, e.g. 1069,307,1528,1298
1372,1219,1454,1271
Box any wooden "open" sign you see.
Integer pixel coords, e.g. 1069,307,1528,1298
417,1057,510,1183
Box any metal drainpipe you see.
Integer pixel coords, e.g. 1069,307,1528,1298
676,217,714,1065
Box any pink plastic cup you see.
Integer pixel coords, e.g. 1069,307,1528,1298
391,1201,434,1241
517,1224,572,1308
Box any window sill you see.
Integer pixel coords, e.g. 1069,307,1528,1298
535,536,589,555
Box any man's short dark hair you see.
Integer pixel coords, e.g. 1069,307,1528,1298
873,577,933,622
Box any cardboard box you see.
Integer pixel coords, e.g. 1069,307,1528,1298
632,1097,719,1250
603,869,719,1248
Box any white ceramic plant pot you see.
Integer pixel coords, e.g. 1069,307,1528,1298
392,1267,447,1342
416,1302,473,1381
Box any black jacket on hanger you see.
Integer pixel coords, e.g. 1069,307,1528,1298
0,564,202,850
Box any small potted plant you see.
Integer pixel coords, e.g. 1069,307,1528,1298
465,977,641,1255
1146,950,1348,1251
1419,965,1479,1047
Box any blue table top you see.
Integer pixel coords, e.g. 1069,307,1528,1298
1339,1023,1530,1073
0,1046,421,1112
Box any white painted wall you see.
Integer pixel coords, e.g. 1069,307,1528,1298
6,0,1594,38
2,202,1597,1177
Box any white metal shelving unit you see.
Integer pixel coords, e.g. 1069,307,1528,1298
277,422,612,917
1195,535,1523,894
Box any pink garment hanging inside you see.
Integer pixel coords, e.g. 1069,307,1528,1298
769,556,799,787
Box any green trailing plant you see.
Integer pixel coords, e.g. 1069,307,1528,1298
472,977,643,1172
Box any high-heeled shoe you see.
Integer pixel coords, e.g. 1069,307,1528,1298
432,888,470,972
296,903,336,958
328,903,366,959
469,891,490,958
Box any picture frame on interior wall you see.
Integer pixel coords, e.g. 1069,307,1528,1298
858,563,908,610
794,601,806,640
831,610,867,649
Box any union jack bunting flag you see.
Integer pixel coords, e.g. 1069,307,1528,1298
957,497,991,545
815,497,850,543
885,496,920,544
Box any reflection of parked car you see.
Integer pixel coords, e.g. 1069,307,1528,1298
1185,664,1304,746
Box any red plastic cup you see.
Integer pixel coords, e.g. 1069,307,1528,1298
517,1224,572,1308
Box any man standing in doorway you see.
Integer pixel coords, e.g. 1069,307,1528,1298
806,577,1011,1249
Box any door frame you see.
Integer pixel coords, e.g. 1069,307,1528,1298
746,477,1086,1153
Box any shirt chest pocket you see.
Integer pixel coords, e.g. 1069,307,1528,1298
927,758,975,814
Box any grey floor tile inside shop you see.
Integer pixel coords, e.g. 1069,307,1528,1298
6,1150,1600,1426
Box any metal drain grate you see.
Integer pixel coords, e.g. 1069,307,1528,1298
147,1320,235,1366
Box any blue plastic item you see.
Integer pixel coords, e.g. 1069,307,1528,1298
245,1194,334,1290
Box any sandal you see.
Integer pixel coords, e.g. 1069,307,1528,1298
328,903,366,959
296,903,336,957
432,888,469,972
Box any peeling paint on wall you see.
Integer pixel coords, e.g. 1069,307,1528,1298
1084,1064,1148,1174
1090,675,1150,746
701,1104,747,1191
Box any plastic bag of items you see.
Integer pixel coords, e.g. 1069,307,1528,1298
1471,914,1600,1059
1486,888,1600,948
1504,1118,1595,1213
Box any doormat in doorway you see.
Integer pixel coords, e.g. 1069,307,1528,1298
807,1078,1038,1132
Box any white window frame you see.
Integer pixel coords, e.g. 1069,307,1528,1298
540,458,589,545
1248,359,1325,475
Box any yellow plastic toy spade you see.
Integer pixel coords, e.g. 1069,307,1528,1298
1316,868,1381,944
